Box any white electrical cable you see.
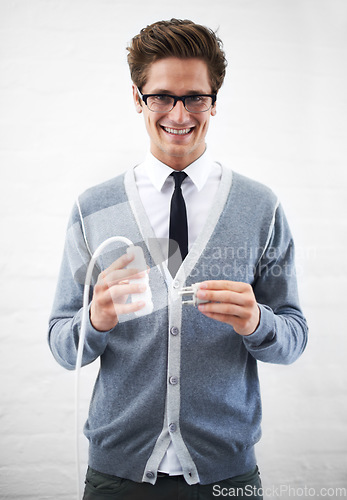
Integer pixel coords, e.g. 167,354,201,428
75,236,134,500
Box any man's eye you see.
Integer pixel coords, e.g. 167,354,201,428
152,95,171,103
188,95,208,104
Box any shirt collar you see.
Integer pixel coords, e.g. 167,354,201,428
142,148,214,192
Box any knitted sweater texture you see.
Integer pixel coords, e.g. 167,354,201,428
48,165,308,485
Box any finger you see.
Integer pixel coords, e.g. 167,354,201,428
94,281,146,306
97,253,132,285
196,289,246,306
108,282,147,301
197,310,231,323
199,280,247,293
114,300,146,316
102,252,135,276
100,268,146,287
198,301,246,318
101,253,134,277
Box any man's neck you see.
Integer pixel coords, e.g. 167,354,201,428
150,146,207,171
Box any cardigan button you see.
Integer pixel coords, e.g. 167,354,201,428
169,376,179,385
173,280,180,289
146,471,155,479
170,327,179,336
169,423,177,433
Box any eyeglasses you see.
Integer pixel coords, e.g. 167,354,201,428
137,88,217,113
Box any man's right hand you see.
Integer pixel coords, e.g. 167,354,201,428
90,253,147,332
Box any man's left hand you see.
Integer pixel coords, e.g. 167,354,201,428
196,280,260,336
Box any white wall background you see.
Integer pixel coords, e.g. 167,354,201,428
1,0,346,499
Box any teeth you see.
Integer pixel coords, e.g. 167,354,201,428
163,127,192,135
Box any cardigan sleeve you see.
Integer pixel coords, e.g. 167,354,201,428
243,203,308,364
48,203,112,370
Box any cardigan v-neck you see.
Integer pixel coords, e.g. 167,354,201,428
124,164,233,284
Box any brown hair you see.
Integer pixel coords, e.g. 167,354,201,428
127,19,227,94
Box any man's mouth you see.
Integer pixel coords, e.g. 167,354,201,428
161,126,193,136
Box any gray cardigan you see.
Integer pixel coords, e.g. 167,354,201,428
48,165,308,485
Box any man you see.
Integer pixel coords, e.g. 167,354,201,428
48,19,308,500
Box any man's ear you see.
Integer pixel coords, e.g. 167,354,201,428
211,102,217,117
132,85,143,113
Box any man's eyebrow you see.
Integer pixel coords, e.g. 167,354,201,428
185,90,209,95
144,89,171,94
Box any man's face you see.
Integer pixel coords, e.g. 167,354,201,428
133,57,216,170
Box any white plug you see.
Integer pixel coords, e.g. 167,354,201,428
179,283,210,306
126,245,154,317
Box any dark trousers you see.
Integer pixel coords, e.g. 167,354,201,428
83,466,263,499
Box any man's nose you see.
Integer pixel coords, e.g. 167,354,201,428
169,100,191,122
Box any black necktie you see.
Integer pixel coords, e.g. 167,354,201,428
168,171,188,277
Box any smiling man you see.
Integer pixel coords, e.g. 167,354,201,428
133,57,216,170
48,19,308,500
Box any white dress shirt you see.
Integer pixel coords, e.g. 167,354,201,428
133,148,222,475
134,149,222,258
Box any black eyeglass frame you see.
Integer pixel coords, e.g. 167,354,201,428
137,88,217,113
